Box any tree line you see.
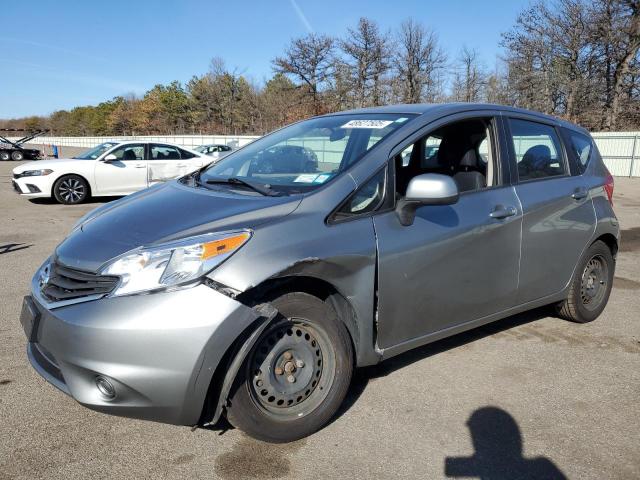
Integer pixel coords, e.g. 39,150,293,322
2,0,638,135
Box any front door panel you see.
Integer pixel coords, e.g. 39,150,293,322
374,187,522,349
94,144,148,195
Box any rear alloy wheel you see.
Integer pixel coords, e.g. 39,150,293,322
0,151,10,161
53,175,89,204
11,150,24,161
226,292,353,443
556,240,614,323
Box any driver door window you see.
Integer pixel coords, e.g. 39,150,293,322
109,144,145,161
395,118,497,197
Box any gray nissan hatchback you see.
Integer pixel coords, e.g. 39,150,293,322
21,104,619,443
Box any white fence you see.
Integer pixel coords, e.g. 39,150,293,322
8,131,640,177
15,134,261,149
591,132,639,177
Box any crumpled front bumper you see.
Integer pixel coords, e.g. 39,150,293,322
25,281,260,426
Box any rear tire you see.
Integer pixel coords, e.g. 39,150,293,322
556,240,614,323
0,151,10,161
226,292,353,443
11,150,24,161
53,175,89,204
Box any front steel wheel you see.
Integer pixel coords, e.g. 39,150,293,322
557,240,614,323
226,292,353,443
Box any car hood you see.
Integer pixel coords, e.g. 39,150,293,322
13,158,90,173
55,181,303,272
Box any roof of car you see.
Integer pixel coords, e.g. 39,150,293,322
328,103,589,134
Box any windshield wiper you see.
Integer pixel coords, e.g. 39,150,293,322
205,177,285,197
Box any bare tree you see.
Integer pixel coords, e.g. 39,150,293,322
452,47,486,102
394,19,447,103
273,34,335,114
592,0,640,129
339,17,392,107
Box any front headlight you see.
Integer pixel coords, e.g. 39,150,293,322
17,169,53,178
100,230,251,297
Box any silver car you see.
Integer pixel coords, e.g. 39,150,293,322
21,104,619,443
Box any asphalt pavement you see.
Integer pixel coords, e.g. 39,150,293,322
0,160,638,479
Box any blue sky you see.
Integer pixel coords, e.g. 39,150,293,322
0,0,531,118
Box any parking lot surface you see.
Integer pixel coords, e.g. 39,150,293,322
1,161,639,479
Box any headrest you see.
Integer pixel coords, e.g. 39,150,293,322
459,149,478,168
522,145,551,164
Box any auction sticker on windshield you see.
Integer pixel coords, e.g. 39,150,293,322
341,120,394,129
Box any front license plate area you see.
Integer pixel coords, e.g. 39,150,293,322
20,296,41,342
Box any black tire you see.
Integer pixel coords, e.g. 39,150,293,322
53,174,90,204
556,240,614,323
0,151,10,161
11,150,24,161
226,292,353,443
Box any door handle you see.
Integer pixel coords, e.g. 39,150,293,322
490,205,517,219
176,163,187,167
571,187,588,200
134,163,146,168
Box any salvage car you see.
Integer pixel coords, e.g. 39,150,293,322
194,143,235,160
12,141,207,204
21,104,619,443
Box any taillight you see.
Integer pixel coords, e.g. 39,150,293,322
604,172,614,206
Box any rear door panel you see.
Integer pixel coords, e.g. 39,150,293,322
514,175,595,303
504,116,597,303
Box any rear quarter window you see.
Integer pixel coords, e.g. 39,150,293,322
563,129,593,175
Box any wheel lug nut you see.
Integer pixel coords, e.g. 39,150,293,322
275,367,283,375
284,351,292,360
256,380,263,387
287,375,296,383
296,360,304,368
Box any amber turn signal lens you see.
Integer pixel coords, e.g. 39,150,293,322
202,232,250,259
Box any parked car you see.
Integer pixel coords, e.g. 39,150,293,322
252,145,318,174
194,143,235,160
21,104,618,443
11,141,207,204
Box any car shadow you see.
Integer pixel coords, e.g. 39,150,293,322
28,196,121,205
0,243,32,254
207,306,555,435
444,406,567,479
335,306,554,421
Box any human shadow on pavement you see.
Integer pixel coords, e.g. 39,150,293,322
445,406,567,479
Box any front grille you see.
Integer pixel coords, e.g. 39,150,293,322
42,261,119,302
12,180,21,193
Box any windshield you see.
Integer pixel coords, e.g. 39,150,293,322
73,142,119,160
194,145,207,153
199,113,415,194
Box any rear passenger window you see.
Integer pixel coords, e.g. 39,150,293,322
178,148,196,159
509,118,565,181
567,131,593,174
150,145,180,160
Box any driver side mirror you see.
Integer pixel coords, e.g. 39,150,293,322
102,153,117,162
396,174,459,226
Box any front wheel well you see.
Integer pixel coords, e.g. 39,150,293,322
237,276,359,361
593,233,618,259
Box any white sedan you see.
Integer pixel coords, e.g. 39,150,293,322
12,141,209,204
